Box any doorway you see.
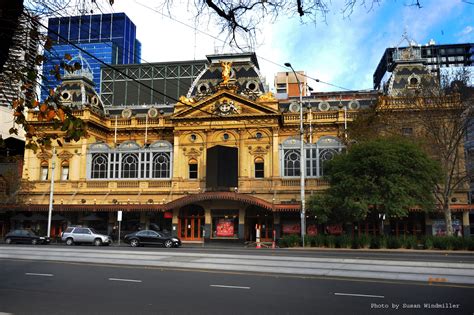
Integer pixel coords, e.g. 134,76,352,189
178,205,204,241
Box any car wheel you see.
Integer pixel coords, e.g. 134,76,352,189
66,238,74,246
94,238,102,246
164,240,173,248
130,239,139,247
5,238,11,244
31,239,38,245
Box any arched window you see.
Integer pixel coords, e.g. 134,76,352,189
152,152,170,178
61,161,69,181
254,157,264,178
40,161,49,180
91,154,108,179
121,153,139,178
284,149,300,177
317,136,344,177
188,158,198,179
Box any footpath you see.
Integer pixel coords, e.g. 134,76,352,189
1,246,474,286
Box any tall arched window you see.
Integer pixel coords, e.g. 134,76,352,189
40,161,49,180
284,149,300,177
254,157,264,178
121,153,139,178
61,161,69,180
152,152,170,178
188,158,198,179
317,136,344,177
91,154,108,178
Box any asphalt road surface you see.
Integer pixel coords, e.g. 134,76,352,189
0,259,472,315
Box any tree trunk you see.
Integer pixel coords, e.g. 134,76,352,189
443,202,453,236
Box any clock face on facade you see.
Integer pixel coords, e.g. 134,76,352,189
219,103,231,114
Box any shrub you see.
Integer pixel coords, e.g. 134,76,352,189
352,234,371,249
370,236,387,249
335,235,352,248
401,236,418,249
386,236,401,249
467,237,474,251
278,235,301,247
423,236,434,250
312,235,326,247
451,237,466,250
432,236,452,250
324,235,336,248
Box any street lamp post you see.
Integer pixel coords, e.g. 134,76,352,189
284,62,305,247
47,147,56,238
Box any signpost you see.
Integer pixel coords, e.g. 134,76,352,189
117,211,122,246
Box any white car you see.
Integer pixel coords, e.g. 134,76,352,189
61,227,112,246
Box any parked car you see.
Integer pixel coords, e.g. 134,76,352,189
4,229,51,245
124,230,181,248
61,227,112,246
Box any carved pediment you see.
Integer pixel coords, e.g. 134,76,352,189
182,147,203,157
172,90,279,121
58,150,73,161
36,151,52,160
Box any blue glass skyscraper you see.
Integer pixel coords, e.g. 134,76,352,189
42,13,141,98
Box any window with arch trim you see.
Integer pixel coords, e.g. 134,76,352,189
40,161,49,180
254,157,264,178
280,136,344,178
188,158,198,179
61,161,69,180
87,140,173,179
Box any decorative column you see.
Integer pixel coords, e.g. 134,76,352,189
172,208,179,237
238,207,245,240
463,211,470,237
204,208,211,242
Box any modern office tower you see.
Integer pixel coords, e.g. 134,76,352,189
0,11,39,110
41,13,141,97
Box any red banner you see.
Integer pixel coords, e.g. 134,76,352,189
307,224,318,236
216,219,234,237
282,223,300,234
163,212,173,219
326,224,343,235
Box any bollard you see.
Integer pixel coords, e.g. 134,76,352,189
256,224,261,249
272,229,276,249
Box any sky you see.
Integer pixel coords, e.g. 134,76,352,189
97,0,473,92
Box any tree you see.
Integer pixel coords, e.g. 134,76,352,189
307,138,442,229
348,68,474,235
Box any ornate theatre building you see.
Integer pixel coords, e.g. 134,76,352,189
14,51,472,242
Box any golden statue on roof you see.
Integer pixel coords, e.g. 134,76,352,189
220,61,233,84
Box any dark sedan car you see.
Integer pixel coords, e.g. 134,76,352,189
4,229,51,245
124,230,181,248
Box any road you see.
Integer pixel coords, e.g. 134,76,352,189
1,245,474,285
0,259,472,315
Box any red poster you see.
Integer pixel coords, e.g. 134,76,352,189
307,224,318,236
282,223,300,234
326,224,343,235
216,219,234,237
163,212,173,219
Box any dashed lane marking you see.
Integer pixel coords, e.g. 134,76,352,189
25,273,53,277
334,292,384,298
108,278,142,283
210,285,251,290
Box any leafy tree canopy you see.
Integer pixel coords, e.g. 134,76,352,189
307,137,442,224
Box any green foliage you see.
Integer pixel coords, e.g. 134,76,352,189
335,235,352,248
386,236,402,249
278,235,301,247
352,234,371,249
423,236,434,250
307,137,442,224
370,235,387,249
307,235,325,247
324,235,336,248
401,236,418,249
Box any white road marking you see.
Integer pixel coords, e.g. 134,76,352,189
210,285,250,290
334,292,384,299
25,273,53,277
108,278,142,283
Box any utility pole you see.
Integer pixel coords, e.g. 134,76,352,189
47,147,56,238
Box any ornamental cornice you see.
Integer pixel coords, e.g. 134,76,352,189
36,152,52,160
248,145,270,156
182,147,203,158
58,150,73,161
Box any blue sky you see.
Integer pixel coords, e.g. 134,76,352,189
109,0,473,92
